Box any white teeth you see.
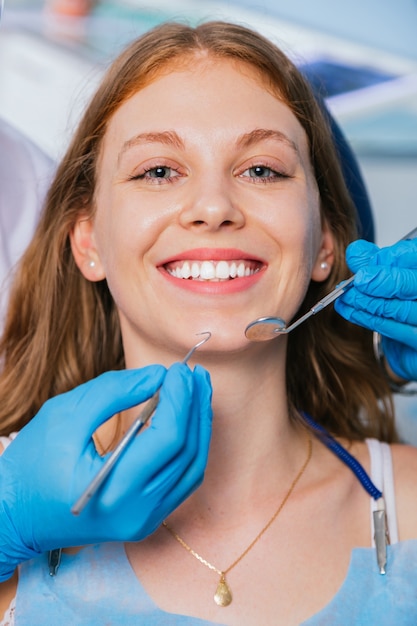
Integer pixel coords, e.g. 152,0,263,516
181,261,191,279
167,259,259,281
200,261,216,280
215,260,230,279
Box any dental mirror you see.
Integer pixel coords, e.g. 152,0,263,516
244,316,287,341
245,277,354,341
245,225,417,342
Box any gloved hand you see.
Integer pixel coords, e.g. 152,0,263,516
334,237,417,381
0,362,212,581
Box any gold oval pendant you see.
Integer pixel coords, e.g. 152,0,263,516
214,576,232,607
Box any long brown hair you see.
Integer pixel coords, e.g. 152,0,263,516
0,21,395,439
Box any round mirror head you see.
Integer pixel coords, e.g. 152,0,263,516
244,317,287,341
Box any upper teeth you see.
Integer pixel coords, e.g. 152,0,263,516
166,260,258,281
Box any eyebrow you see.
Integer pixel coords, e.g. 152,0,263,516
118,131,184,163
236,129,299,154
118,127,298,164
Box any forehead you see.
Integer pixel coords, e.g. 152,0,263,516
101,57,309,159
119,56,278,107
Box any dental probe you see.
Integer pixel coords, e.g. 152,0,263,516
71,331,212,515
245,225,417,342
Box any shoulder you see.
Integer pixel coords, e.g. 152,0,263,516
348,438,417,541
390,443,417,540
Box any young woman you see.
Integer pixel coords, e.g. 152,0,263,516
0,20,416,625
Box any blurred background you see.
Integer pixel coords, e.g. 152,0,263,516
1,0,417,439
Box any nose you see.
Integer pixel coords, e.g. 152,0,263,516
178,176,245,232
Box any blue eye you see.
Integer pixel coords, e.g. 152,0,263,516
130,165,180,184
147,166,172,178
249,166,273,178
240,165,288,182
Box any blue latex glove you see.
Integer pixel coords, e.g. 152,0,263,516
0,362,212,581
334,238,417,381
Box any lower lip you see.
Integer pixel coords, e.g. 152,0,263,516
159,267,265,294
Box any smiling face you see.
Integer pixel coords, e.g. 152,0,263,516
71,57,334,365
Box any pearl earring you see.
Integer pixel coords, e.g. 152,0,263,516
89,260,96,269
320,261,329,270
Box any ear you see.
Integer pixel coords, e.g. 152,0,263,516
70,213,106,282
311,221,335,282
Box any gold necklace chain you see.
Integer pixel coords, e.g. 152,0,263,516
162,434,312,607
93,413,123,456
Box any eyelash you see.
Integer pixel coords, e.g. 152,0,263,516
129,163,290,185
240,165,290,183
129,165,180,184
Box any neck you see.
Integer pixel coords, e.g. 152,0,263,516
169,349,308,523
119,338,307,518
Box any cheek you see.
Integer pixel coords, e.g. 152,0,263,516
92,190,150,266
283,191,323,282
91,197,176,299
279,189,321,256
303,210,323,261
299,181,322,257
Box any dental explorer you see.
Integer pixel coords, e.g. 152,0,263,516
71,331,211,515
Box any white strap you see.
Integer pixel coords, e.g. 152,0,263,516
366,438,399,545
380,441,399,543
0,432,18,453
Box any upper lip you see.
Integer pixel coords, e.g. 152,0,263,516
159,248,266,265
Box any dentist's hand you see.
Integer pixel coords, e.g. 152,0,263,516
0,363,212,581
334,238,417,381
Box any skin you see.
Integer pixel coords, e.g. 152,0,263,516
1,57,417,625
74,57,333,364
